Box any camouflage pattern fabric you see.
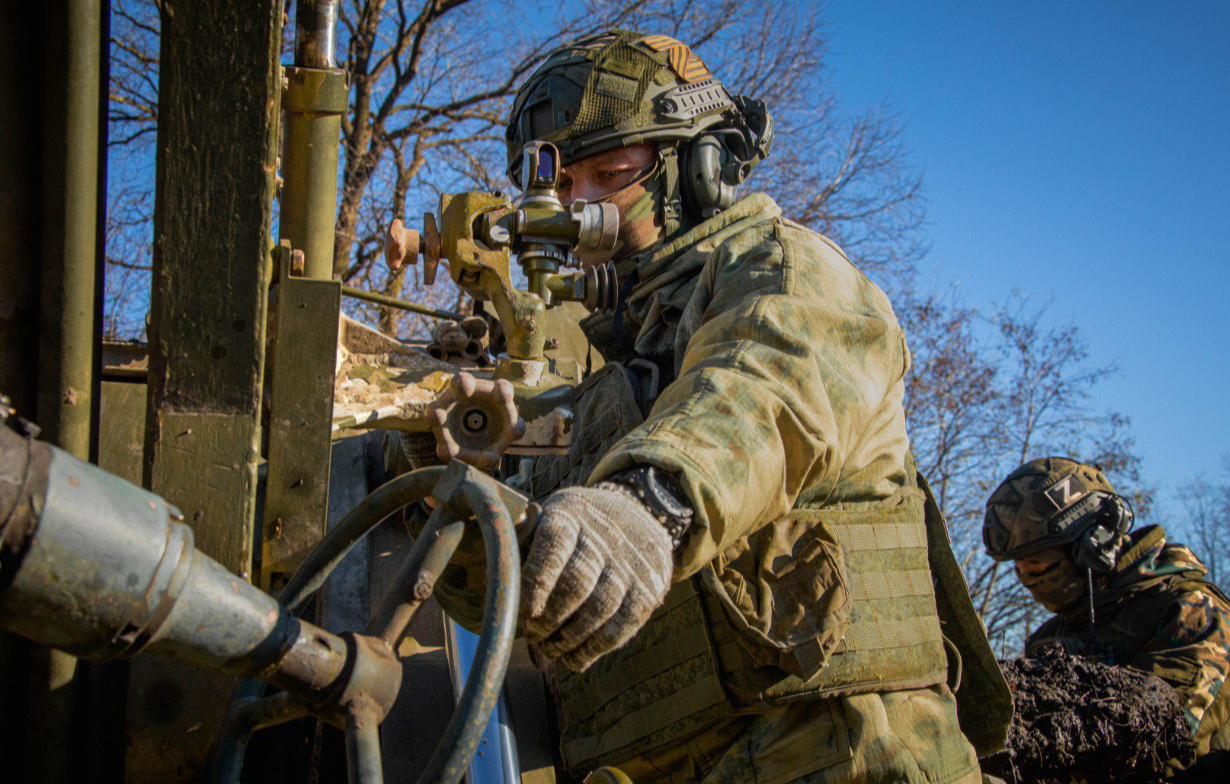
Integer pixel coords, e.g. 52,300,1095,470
1026,524,1230,761
983,456,1118,561
615,684,981,784
588,193,917,583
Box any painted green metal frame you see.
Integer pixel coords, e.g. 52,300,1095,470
262,243,342,589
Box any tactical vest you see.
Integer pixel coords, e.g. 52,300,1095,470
527,362,956,774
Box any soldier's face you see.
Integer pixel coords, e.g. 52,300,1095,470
1014,547,1066,578
557,143,658,204
559,142,664,263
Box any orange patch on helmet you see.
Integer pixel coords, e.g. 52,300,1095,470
640,35,712,83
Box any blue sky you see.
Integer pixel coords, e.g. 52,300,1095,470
821,1,1230,504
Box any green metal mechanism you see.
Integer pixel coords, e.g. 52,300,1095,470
263,0,349,588
280,66,349,280
411,142,618,364
0,417,526,784
2,1,615,781
263,243,343,589
371,141,619,462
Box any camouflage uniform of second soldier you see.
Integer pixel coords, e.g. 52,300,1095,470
410,30,1012,783
985,458,1230,773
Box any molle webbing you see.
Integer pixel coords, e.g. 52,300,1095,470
555,492,948,774
558,581,730,770
707,498,947,705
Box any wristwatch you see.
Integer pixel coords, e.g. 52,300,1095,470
606,465,694,550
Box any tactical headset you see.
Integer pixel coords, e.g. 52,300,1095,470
677,94,775,219
1069,491,1134,574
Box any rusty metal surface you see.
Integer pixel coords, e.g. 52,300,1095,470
3,416,530,784
279,466,447,612
101,340,149,381
346,700,386,784
427,372,526,472
368,507,465,645
262,249,343,588
411,463,525,784
221,463,523,783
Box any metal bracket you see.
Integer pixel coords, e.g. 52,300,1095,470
262,241,343,589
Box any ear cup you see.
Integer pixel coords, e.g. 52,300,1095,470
1070,494,1134,574
683,135,736,218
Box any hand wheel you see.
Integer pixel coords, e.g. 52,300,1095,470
213,461,528,784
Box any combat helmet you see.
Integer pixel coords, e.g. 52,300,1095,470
506,30,774,231
983,457,1134,573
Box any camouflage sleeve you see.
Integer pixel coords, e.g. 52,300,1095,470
590,219,911,577
1128,588,1230,736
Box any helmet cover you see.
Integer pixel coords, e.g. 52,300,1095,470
506,30,737,181
983,457,1117,561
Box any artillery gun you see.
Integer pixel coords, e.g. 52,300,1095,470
0,2,623,783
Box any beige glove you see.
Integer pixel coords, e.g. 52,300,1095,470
522,484,673,671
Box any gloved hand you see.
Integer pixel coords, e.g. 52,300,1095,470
522,484,673,671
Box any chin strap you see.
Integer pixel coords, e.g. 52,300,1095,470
658,143,683,237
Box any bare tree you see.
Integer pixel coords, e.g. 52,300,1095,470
103,0,161,339
1179,467,1230,593
900,289,1147,653
103,0,928,339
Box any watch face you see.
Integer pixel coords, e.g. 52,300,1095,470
645,466,692,518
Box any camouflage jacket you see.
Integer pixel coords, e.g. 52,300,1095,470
583,192,915,584
429,193,919,631
1027,525,1230,757
428,194,986,782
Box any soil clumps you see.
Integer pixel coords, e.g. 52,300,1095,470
981,643,1195,783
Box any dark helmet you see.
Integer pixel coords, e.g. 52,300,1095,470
506,30,773,224
983,457,1131,570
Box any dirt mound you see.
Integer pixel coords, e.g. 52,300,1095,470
981,643,1195,783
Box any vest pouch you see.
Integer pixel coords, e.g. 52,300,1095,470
704,486,950,706
700,509,851,681
556,579,735,774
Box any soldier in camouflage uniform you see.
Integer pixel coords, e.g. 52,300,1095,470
984,457,1230,772
412,29,1012,783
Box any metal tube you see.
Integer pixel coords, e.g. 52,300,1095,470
278,466,446,613
0,442,350,689
39,0,102,459
280,67,348,280
295,0,339,69
281,0,346,279
231,691,312,734
345,703,385,784
341,285,466,320
414,478,521,784
367,506,462,644
446,623,522,784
